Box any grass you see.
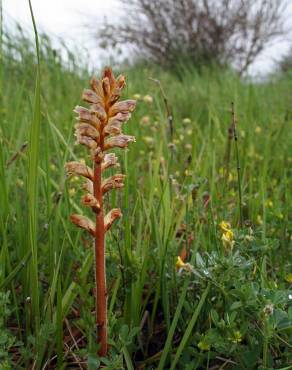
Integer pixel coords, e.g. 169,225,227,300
0,22,291,369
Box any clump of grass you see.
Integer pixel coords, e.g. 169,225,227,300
65,67,136,356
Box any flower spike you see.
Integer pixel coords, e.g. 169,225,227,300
65,67,136,357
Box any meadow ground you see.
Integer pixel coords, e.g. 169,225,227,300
0,28,292,369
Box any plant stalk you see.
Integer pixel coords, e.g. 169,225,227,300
231,102,243,228
94,145,107,356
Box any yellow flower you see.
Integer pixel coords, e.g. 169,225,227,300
133,93,141,100
50,163,56,171
228,173,234,182
186,129,193,136
175,256,192,272
219,221,231,233
140,115,150,125
265,200,273,208
255,126,262,134
230,330,242,343
16,179,24,188
285,274,292,283
219,221,234,250
184,144,192,150
183,118,191,124
198,340,210,351
69,188,76,197
176,256,185,269
257,215,263,225
143,136,154,145
222,230,235,250
143,95,153,104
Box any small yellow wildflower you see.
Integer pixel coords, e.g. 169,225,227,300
265,200,273,208
183,118,191,125
230,330,242,343
185,143,192,150
69,188,76,197
285,274,292,283
198,340,210,351
257,215,263,225
16,179,24,188
50,163,56,171
186,129,193,136
176,256,185,269
140,116,150,125
219,221,231,233
71,176,79,183
133,93,141,100
255,126,262,134
143,95,153,104
222,230,235,250
143,136,154,145
175,256,192,272
228,173,234,182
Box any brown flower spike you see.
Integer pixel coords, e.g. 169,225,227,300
65,67,136,356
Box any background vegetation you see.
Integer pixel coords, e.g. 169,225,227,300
0,22,292,369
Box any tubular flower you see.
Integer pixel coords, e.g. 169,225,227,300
175,256,193,272
65,67,136,357
219,221,235,250
219,221,231,233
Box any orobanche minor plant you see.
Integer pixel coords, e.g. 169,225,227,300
65,67,136,356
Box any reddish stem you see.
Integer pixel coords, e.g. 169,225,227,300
94,147,107,356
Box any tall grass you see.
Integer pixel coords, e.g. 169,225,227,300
0,19,291,369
